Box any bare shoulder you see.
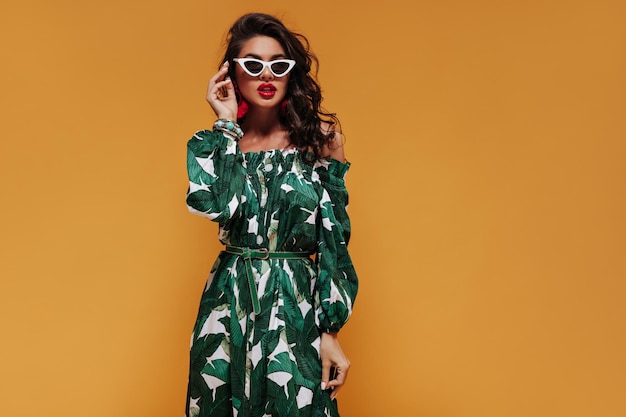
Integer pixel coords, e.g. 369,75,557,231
321,122,346,162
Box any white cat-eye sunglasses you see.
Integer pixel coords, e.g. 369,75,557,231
233,58,296,77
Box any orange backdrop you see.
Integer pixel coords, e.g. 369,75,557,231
1,1,625,416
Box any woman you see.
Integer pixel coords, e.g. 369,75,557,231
185,13,358,417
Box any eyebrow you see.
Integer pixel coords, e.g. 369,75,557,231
243,53,287,60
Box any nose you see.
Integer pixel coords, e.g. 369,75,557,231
259,66,274,81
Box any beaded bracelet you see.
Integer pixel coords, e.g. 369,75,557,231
213,119,244,141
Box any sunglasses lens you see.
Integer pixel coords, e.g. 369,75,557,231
243,60,264,75
270,61,291,75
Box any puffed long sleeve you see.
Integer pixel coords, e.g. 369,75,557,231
314,159,358,333
186,130,246,223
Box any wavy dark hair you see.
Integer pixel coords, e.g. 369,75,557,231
221,13,340,163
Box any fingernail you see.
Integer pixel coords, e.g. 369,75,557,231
321,382,326,390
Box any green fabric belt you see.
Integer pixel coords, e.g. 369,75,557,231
223,245,313,314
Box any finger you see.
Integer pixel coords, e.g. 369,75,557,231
212,79,234,102
327,365,349,400
223,76,235,97
320,361,331,391
214,78,232,91
326,367,347,389
329,374,345,400
208,78,232,103
208,62,230,87
217,61,230,81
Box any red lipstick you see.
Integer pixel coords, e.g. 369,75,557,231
257,83,277,99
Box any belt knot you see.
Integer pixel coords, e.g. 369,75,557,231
223,245,312,315
239,247,269,260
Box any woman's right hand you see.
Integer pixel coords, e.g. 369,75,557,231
320,332,351,401
206,61,238,120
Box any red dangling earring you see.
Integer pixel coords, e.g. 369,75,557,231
280,99,288,116
232,81,249,119
237,99,249,119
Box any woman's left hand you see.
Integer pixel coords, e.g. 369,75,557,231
206,61,238,120
320,332,351,400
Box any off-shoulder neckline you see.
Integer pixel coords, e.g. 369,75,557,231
242,147,299,157
242,147,348,165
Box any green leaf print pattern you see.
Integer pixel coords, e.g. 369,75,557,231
185,130,358,417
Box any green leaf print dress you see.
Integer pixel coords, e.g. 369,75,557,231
185,129,358,417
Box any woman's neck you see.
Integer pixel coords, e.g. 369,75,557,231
239,108,291,152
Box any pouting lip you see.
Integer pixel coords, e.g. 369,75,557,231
257,83,277,92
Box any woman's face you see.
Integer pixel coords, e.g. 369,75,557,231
234,36,291,112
